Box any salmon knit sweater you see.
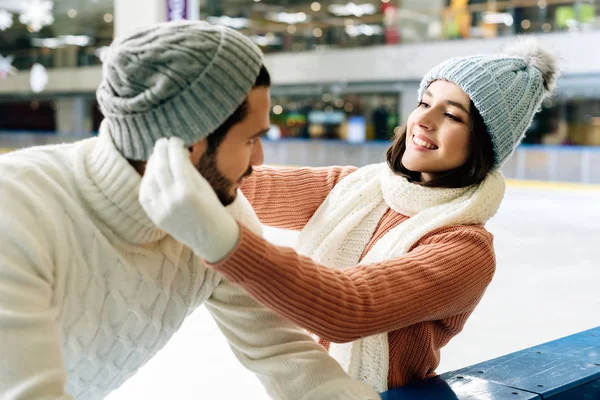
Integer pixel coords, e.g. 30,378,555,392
211,165,496,388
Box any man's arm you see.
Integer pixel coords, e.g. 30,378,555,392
202,189,379,399
0,183,73,399
204,278,380,400
241,165,357,230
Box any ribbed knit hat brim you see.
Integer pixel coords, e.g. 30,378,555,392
97,21,263,160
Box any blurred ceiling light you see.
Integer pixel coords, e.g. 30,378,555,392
30,63,48,93
273,105,283,115
537,0,547,9
63,35,90,45
67,8,77,18
0,54,16,80
329,3,376,17
266,12,307,25
31,34,92,48
20,0,54,32
346,24,383,37
311,2,321,12
32,37,60,47
344,103,354,112
251,35,283,47
207,16,249,29
381,0,390,3
482,12,513,27
0,9,14,30
542,23,551,32
521,19,531,29
103,13,113,23
287,25,297,34
313,28,322,38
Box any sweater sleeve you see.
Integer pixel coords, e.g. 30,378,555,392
0,181,73,399
209,224,496,344
204,278,380,400
241,165,358,230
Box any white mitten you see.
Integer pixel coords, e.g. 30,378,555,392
139,137,240,263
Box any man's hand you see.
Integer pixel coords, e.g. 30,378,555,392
139,137,239,263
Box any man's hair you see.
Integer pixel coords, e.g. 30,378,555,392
386,100,495,188
205,65,271,155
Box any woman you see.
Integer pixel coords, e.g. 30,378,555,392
140,38,557,392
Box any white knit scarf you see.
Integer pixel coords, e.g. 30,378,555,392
296,162,505,392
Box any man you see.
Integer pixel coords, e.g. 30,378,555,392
0,21,379,400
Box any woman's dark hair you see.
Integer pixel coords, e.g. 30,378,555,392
386,100,495,188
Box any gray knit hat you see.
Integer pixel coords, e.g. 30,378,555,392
418,37,558,168
97,20,263,160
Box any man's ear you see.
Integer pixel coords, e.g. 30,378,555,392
189,138,208,166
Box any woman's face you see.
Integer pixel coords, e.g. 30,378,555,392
402,80,472,183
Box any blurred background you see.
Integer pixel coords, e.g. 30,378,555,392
2,0,600,182
0,1,599,399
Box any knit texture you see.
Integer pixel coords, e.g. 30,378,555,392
293,163,505,391
214,165,498,387
0,132,380,400
418,38,557,167
97,20,263,160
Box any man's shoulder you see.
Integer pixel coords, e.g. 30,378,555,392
0,143,82,213
0,142,80,183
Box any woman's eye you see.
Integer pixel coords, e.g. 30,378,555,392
445,113,461,122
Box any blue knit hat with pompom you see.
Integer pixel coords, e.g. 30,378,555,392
418,37,559,168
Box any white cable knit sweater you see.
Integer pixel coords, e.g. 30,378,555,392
0,127,379,400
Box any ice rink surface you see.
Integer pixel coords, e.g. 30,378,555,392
106,183,600,400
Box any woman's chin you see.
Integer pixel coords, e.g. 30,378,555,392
401,158,426,174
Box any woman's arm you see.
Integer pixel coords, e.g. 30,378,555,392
241,165,357,230
209,224,496,343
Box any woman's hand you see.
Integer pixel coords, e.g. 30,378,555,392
139,137,240,263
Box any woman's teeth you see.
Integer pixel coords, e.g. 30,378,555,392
412,135,438,150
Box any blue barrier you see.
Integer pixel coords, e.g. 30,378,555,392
381,326,600,399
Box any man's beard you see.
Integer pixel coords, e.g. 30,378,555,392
195,150,252,206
